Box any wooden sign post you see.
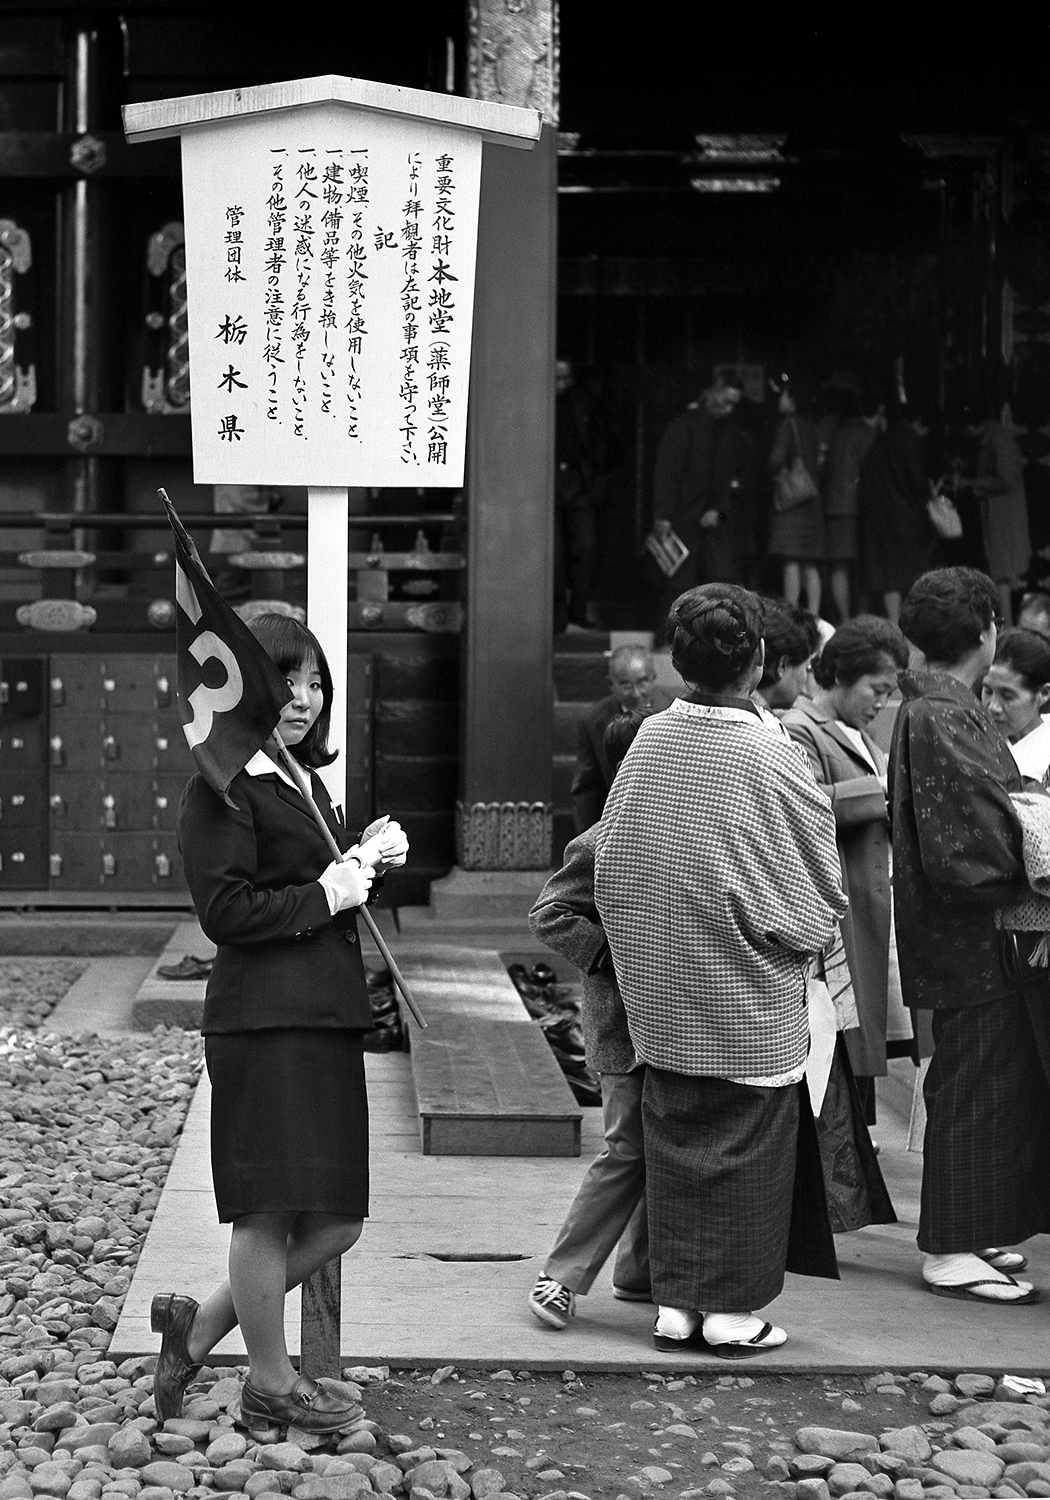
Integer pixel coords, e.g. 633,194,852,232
124,74,539,805
123,73,539,1378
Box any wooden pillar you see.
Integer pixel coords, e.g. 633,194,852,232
58,18,119,521
453,0,558,876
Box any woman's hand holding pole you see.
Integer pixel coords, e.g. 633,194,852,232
318,857,373,911
266,735,426,1028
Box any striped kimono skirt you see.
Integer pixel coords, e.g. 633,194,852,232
918,930,1050,1253
642,1069,838,1313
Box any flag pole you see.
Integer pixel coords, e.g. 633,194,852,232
267,734,427,1030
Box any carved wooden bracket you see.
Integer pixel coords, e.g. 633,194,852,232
456,798,552,869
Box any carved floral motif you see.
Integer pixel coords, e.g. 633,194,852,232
466,0,559,124
456,798,552,869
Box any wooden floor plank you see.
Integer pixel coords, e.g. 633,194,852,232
404,946,581,1155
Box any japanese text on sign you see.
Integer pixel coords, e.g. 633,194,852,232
181,104,481,486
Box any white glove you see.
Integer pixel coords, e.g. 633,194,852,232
358,816,409,869
317,856,373,913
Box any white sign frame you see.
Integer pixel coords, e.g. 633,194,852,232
124,76,539,805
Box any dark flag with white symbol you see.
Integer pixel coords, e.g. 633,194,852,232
159,488,291,805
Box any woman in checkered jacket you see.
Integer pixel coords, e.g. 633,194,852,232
595,583,848,1357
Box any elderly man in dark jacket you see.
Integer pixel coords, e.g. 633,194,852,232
890,566,1050,1305
570,645,674,832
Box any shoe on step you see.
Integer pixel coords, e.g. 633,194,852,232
157,954,213,981
528,1275,575,1329
151,1292,202,1422
240,1374,358,1435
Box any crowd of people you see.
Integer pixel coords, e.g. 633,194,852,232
643,371,1035,633
531,566,1050,1354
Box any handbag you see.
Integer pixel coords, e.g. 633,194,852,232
927,492,963,540
772,420,819,513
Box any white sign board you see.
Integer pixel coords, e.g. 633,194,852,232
181,103,482,488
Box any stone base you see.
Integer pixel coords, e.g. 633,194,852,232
427,866,551,921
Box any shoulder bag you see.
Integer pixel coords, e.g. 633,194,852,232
773,419,819,513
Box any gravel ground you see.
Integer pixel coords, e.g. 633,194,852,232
0,963,87,1032
2,962,1050,1500
0,958,204,1362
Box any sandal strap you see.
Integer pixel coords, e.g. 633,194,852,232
745,1321,774,1345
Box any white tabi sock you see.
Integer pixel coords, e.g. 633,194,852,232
654,1306,700,1340
922,1251,1034,1299
703,1312,786,1346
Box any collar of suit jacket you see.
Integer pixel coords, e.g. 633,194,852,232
244,748,300,792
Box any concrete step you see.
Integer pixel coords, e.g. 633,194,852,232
132,921,214,1030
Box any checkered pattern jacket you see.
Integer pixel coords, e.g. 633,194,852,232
594,698,847,1077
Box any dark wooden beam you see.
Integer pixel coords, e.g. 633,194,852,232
0,415,192,456
460,125,556,810
0,132,179,176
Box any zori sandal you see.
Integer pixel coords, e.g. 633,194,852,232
925,1275,1039,1305
704,1320,787,1359
980,1247,1028,1273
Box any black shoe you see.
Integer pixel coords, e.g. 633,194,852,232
151,1292,202,1422
239,1374,361,1436
157,955,213,981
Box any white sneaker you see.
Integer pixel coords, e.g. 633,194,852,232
528,1275,576,1329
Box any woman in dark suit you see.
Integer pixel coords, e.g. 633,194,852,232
782,616,910,1111
151,614,408,1436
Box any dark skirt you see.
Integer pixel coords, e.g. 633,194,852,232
815,1037,896,1233
824,514,858,563
205,1028,369,1223
767,496,824,561
918,984,1050,1253
643,1070,838,1312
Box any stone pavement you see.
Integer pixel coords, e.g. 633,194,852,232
44,927,1050,1376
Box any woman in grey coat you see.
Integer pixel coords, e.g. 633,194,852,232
782,616,911,1106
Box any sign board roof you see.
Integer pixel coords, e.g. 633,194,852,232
123,74,541,150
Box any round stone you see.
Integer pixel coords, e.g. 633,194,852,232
880,1429,932,1464
137,1464,194,1494
796,1432,879,1462
828,1465,874,1496
931,1452,1005,1488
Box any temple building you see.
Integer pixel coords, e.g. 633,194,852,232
0,4,1047,905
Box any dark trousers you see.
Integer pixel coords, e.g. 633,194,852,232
554,499,596,628
643,1067,800,1312
918,968,1050,1254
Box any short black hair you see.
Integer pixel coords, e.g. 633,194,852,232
993,628,1050,691
811,615,909,689
666,583,762,691
899,567,998,667
247,613,336,768
603,710,646,773
758,598,820,688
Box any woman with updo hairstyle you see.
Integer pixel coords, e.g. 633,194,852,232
667,580,764,689
981,628,1050,784
783,618,910,1202
594,583,847,1357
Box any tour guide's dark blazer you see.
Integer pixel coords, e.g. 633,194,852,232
177,766,374,1035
